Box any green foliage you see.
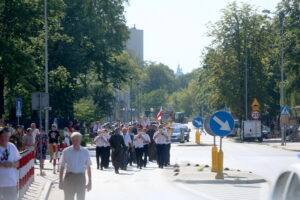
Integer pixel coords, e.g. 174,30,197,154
74,98,95,124
141,89,168,110
197,2,281,120
0,0,133,123
142,63,176,94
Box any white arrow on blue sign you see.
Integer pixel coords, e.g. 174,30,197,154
192,117,203,128
209,111,234,137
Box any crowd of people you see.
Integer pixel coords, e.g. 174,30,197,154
92,122,173,174
0,120,175,200
0,122,77,200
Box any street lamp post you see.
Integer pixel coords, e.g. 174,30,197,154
137,80,140,119
44,0,49,133
129,75,133,124
279,11,286,146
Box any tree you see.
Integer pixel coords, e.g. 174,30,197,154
141,63,176,94
199,2,279,120
278,0,300,107
0,0,41,119
141,89,168,111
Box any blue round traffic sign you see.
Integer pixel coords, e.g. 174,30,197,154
192,117,203,128
209,111,234,137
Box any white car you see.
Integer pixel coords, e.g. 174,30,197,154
271,163,300,200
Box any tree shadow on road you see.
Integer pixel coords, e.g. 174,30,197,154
173,178,266,185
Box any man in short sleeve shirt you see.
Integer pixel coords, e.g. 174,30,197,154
0,127,21,200
59,132,92,200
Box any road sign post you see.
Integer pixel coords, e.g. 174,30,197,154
204,117,218,172
192,117,203,144
16,98,23,125
280,106,289,146
209,111,234,179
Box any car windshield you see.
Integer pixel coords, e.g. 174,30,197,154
173,128,181,133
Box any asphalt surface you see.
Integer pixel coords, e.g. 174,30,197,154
174,125,299,183
49,123,300,200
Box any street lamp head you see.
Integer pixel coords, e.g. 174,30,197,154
129,75,133,80
262,9,271,14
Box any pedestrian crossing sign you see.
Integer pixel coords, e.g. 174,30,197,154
281,106,289,116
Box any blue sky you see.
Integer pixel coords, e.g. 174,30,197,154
125,0,280,73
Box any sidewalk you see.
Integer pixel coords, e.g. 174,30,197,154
21,160,59,200
261,138,300,152
164,162,270,200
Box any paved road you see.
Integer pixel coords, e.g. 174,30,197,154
49,123,299,200
84,163,204,200
174,124,299,182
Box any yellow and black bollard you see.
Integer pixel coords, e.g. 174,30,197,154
211,145,218,172
215,137,224,179
195,129,201,144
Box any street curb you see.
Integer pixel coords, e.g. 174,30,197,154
40,181,53,200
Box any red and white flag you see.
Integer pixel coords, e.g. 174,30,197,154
155,107,163,121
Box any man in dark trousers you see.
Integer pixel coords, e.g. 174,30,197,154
146,124,157,162
109,128,125,174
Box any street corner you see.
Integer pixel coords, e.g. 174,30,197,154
163,162,269,200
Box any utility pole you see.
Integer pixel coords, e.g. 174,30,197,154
280,11,285,146
129,75,133,124
44,0,49,133
244,21,248,121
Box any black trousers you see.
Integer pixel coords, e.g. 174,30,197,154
112,149,123,171
129,146,136,165
165,143,171,165
156,144,166,168
104,146,110,168
135,148,143,168
95,146,102,169
121,147,129,169
96,146,110,169
142,144,149,167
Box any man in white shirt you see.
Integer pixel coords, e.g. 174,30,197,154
121,128,132,170
153,125,168,168
0,127,20,200
31,123,40,144
141,128,151,167
133,127,145,169
59,132,92,200
94,129,110,170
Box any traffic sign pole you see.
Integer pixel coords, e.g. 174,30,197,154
192,117,203,145
208,111,234,180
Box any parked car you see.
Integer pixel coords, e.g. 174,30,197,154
171,127,184,142
170,124,191,142
270,163,300,200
